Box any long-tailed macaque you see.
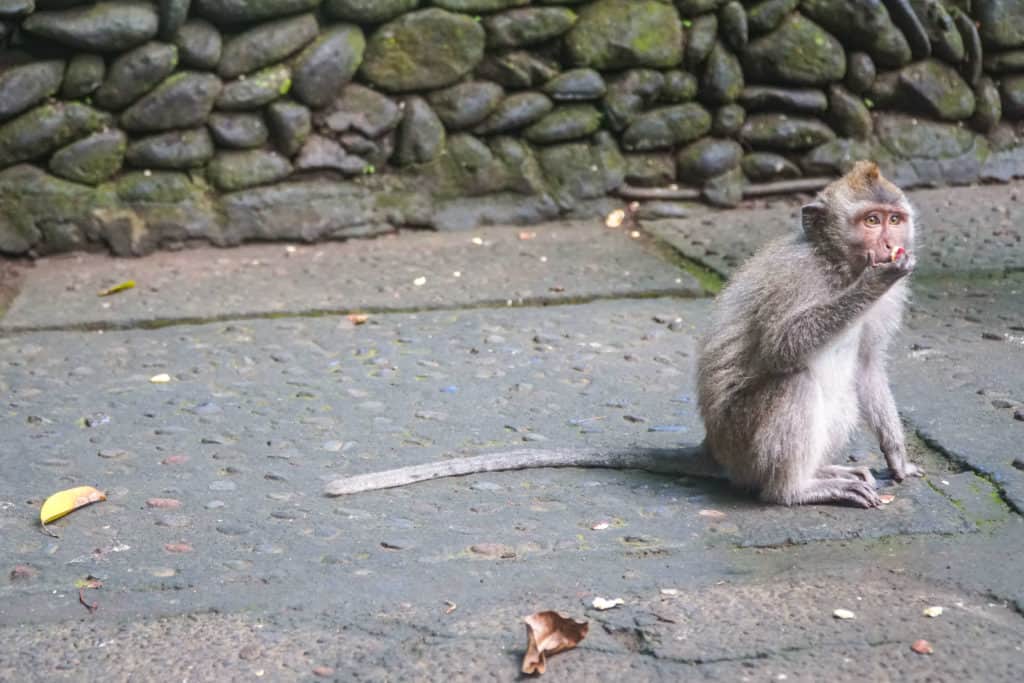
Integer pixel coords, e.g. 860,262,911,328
324,161,920,507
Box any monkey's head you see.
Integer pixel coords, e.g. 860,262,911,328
802,161,915,273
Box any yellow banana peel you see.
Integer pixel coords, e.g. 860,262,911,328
40,486,106,525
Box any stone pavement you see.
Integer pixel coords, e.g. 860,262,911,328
0,186,1022,681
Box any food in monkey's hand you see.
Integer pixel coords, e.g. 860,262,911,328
889,246,906,262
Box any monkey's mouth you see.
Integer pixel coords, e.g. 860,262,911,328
870,247,907,266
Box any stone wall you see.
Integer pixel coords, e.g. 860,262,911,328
1,0,1023,256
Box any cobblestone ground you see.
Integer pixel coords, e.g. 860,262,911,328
1,186,1022,681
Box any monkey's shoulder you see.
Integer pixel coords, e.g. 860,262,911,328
729,235,829,300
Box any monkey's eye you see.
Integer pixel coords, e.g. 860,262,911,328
889,214,901,225
865,214,880,226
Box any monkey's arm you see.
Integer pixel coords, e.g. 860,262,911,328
324,445,723,496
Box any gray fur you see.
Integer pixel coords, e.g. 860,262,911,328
697,161,921,507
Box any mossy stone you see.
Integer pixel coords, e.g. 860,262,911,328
975,0,1024,49
121,72,223,132
897,58,976,120
743,14,846,86
801,0,912,67
845,52,876,94
219,13,318,79
828,85,873,139
158,0,190,40
998,75,1024,119
395,96,445,165
602,69,664,130
23,1,159,52
266,100,311,156
685,14,717,69
0,60,64,122
740,86,828,113
433,0,528,10
625,153,675,188
712,104,745,136
195,0,321,25
739,113,836,151
324,0,419,23
661,70,698,103
983,50,1024,73
485,7,577,49
523,104,602,144
61,53,105,99
910,0,964,63
543,69,606,101
875,113,974,158
49,128,126,184
0,101,112,167
95,41,178,111
208,112,269,149
292,24,365,109
473,91,553,135
746,0,798,35
621,102,712,151
208,149,292,192
428,81,504,131
719,2,748,51
676,137,743,183
125,128,214,169
676,0,725,17
316,83,401,138
173,19,222,70
741,152,801,181
702,166,744,207
701,41,743,104
800,138,873,175
566,0,683,70
216,65,292,111
361,9,485,93
971,77,1002,133
476,51,560,89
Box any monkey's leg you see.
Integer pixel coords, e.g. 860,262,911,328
769,477,882,508
857,361,922,481
817,464,876,487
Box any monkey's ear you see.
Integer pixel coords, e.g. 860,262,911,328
801,201,826,236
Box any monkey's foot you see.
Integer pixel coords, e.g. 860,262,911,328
778,478,882,508
818,465,876,487
889,461,923,481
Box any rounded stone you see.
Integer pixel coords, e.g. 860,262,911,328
622,103,712,151
676,0,726,17
266,100,311,156
741,152,801,181
971,76,1002,133
324,0,418,23
543,69,606,102
207,149,292,191
428,81,503,130
702,166,744,207
523,104,602,144
874,113,975,158
984,50,1024,74
48,128,126,184
158,0,190,40
61,53,105,99
23,1,159,52
845,52,876,94
125,128,214,169
712,103,745,136
0,101,112,167
0,60,64,122
485,7,577,48
685,13,717,69
897,58,976,120
998,75,1024,119
911,0,964,63
316,83,401,138
976,0,1024,50
740,86,828,113
218,13,318,79
739,113,836,151
216,65,291,111
801,0,912,68
295,134,366,174
566,0,683,70
121,72,223,132
701,41,743,104
676,137,743,183
661,70,698,103
743,14,846,86
394,96,445,165
602,69,663,130
173,19,222,70
360,9,486,93
195,0,321,25
476,50,559,89
208,112,268,149
292,24,365,110
95,42,179,111
719,1,748,51
746,0,798,35
800,138,872,175
828,85,873,139
624,153,675,187
473,91,553,135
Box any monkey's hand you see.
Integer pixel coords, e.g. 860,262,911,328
863,250,915,292
892,461,923,481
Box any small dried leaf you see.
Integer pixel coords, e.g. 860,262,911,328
164,542,193,553
146,498,182,509
605,209,625,228
347,313,369,325
590,522,610,531
518,231,537,240
150,373,171,383
832,608,856,620
98,280,135,297
39,486,106,525
591,597,624,610
922,606,944,618
698,509,727,519
911,639,933,654
444,600,457,614
879,494,896,505
660,588,679,596
522,611,588,675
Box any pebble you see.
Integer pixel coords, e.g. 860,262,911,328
323,440,345,452
1013,458,1024,471
98,449,131,459
192,402,222,415
264,472,287,481
1015,410,1024,423
270,509,297,520
84,413,111,427
623,415,648,423
469,543,516,559
205,500,226,509
150,567,176,578
648,425,688,432
155,514,190,528
216,523,251,536
522,433,548,442
981,331,1005,341
209,481,237,492
470,482,503,492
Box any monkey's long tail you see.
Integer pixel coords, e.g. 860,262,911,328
323,445,724,496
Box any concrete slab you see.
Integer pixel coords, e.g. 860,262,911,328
0,221,701,332
645,183,1024,278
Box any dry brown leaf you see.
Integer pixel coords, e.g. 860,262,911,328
698,509,727,519
590,522,610,531
146,498,182,509
911,639,934,654
879,494,896,505
347,313,369,325
591,597,624,610
518,231,537,240
922,605,944,618
604,209,625,228
521,611,589,675
444,600,457,614
832,608,856,620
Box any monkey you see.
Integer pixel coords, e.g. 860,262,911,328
324,161,920,507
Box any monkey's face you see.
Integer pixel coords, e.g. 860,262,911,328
852,205,913,267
